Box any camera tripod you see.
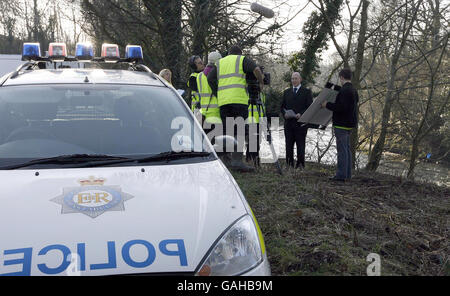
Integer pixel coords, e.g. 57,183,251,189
247,94,283,175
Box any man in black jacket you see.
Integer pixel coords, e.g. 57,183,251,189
322,68,359,181
281,72,313,169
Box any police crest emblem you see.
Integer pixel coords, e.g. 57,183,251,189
51,176,134,218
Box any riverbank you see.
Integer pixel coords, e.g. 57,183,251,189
231,162,449,276
258,127,449,186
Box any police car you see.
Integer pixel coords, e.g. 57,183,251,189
0,43,270,276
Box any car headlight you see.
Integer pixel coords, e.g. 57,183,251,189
195,215,263,276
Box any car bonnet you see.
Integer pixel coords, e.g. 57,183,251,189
0,160,248,276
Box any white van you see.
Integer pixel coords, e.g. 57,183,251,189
0,58,270,276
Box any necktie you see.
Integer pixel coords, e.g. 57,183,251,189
294,87,298,95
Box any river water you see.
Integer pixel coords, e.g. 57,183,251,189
258,126,449,187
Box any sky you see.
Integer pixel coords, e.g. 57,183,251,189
271,0,319,54
258,0,363,57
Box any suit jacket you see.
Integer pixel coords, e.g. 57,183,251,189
281,86,313,130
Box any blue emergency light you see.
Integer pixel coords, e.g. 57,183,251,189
125,45,144,61
75,42,94,61
22,43,41,61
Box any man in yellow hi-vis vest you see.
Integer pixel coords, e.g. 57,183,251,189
207,45,264,171
187,55,205,113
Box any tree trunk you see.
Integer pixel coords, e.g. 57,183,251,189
366,65,396,171
159,1,183,88
191,0,210,57
407,138,419,179
351,0,370,169
295,0,344,84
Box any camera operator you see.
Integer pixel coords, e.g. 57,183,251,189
207,45,264,171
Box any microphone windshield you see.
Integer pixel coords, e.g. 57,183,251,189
250,2,275,19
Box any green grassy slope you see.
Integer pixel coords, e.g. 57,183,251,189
231,162,449,276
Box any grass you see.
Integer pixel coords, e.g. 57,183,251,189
230,161,450,276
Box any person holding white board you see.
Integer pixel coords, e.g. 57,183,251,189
321,69,359,182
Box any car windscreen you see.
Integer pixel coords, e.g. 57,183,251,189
0,84,212,168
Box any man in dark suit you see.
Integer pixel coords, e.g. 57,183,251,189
281,72,313,169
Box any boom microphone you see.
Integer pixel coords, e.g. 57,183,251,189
250,2,275,19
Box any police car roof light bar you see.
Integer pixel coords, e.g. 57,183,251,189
10,42,154,81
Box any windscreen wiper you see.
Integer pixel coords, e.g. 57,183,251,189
0,151,213,170
65,151,213,168
134,151,212,163
0,154,132,170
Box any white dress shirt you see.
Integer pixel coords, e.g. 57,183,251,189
293,84,301,94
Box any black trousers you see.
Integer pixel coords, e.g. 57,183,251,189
284,124,308,168
220,104,248,140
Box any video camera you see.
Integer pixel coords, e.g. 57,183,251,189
246,66,271,104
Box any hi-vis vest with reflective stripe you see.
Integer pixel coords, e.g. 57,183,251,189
197,72,222,124
188,72,200,112
247,93,266,124
217,55,248,107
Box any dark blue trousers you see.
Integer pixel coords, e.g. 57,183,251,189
334,127,352,179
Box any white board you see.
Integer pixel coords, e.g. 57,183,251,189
299,88,338,127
